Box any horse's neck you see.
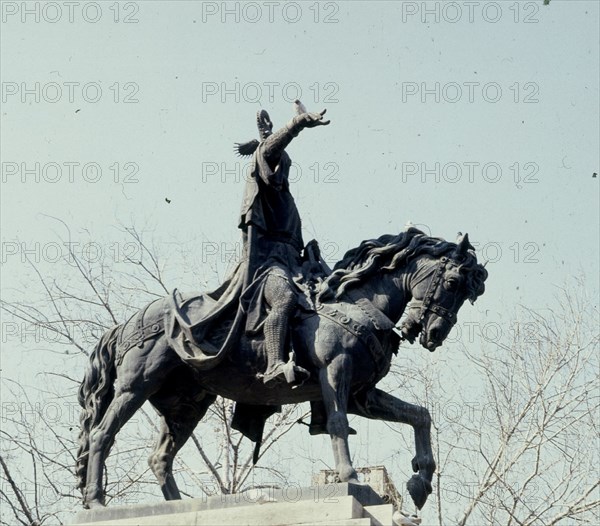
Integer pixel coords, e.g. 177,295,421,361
347,271,411,324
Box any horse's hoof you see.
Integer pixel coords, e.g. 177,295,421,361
406,474,432,510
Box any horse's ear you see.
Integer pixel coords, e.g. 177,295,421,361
455,232,474,257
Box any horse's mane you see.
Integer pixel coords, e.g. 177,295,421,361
319,227,488,302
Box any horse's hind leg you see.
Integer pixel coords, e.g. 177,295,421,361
85,389,147,508
149,384,217,500
319,353,358,482
349,388,435,510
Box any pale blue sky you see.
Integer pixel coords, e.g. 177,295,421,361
2,1,598,309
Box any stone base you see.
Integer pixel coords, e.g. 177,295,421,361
313,466,402,511
72,483,396,526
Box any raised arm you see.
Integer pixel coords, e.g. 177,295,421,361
262,109,330,165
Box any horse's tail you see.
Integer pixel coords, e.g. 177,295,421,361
75,325,120,495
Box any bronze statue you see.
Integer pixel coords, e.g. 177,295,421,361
76,108,488,512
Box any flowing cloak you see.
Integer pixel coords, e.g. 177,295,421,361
165,139,308,370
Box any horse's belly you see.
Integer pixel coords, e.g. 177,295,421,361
199,367,323,405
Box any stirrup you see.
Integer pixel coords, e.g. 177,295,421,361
287,362,310,388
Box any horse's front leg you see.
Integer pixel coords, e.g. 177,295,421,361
319,353,358,482
349,388,435,509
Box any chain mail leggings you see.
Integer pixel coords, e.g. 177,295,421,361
262,271,296,370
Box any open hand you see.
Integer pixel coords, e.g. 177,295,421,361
301,109,330,128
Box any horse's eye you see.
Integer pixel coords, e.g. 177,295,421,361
444,278,458,291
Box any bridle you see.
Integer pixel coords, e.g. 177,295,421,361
406,256,459,327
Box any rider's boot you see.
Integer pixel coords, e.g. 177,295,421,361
262,305,310,386
262,308,290,386
261,276,310,387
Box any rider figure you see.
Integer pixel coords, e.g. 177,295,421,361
237,108,330,385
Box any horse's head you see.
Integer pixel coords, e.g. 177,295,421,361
400,233,488,351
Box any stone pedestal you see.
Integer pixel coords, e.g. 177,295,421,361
312,466,402,511
73,482,396,526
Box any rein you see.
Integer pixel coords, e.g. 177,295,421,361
407,257,458,326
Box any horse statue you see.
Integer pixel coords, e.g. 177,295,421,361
76,228,487,510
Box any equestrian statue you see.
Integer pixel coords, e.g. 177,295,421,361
76,106,488,512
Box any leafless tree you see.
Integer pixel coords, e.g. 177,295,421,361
389,279,599,525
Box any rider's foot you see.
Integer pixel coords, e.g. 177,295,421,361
263,362,287,386
263,362,312,387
